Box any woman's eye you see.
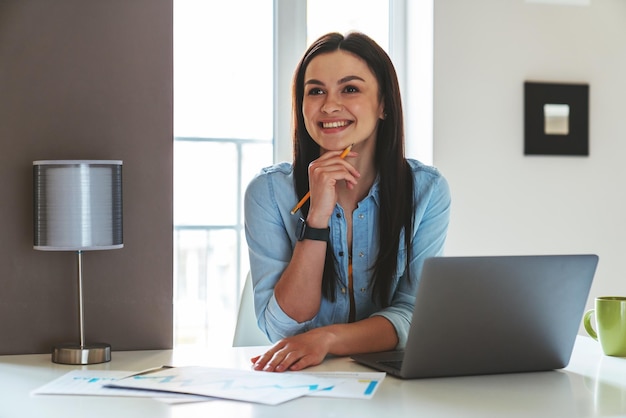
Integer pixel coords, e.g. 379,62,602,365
343,85,359,93
307,88,325,96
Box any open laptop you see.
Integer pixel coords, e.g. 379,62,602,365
351,254,598,379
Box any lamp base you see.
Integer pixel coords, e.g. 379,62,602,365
52,343,111,365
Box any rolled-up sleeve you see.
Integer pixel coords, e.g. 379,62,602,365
244,165,313,341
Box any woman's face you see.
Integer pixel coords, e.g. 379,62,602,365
302,50,384,153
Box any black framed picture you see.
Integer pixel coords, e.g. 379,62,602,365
524,81,589,156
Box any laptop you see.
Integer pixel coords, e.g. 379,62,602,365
351,254,598,379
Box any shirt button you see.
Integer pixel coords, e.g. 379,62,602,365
338,251,344,257
360,288,367,293
359,251,365,258
336,213,342,218
341,287,346,294
358,214,365,220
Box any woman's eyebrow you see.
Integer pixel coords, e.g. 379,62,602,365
338,75,365,84
304,78,324,86
304,75,367,87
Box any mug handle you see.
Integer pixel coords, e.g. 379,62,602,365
584,309,598,341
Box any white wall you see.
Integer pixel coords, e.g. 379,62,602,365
433,0,626,311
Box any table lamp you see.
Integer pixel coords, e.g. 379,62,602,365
33,160,123,365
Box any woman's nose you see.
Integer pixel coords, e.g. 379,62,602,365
321,94,342,114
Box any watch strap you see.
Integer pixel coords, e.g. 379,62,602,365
298,218,330,242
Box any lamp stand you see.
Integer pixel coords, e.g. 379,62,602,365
52,251,111,365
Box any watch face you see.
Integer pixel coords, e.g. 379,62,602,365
296,217,306,240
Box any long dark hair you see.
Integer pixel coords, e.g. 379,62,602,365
292,32,414,307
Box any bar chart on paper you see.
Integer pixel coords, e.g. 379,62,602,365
106,366,348,405
32,367,385,405
31,370,185,398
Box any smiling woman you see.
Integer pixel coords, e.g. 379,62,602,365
244,32,450,372
173,0,396,350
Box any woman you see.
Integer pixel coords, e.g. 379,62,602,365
244,32,451,372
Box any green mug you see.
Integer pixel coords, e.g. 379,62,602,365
584,296,626,357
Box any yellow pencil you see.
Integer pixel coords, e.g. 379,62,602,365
290,144,354,215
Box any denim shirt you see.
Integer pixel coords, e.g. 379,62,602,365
244,159,451,349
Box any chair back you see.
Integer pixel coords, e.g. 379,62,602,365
232,272,271,347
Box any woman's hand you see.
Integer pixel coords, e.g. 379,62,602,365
250,329,334,372
306,150,359,225
251,317,398,372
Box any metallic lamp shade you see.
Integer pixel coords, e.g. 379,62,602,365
33,160,123,251
32,160,123,365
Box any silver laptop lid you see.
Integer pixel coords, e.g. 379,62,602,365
399,254,598,378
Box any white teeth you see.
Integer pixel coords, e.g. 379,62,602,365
322,120,349,129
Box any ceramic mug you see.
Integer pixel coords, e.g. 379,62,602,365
584,296,626,357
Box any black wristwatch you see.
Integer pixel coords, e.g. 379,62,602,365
296,217,330,242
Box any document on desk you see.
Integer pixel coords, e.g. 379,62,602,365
298,371,385,399
30,370,204,400
108,367,385,405
32,368,385,404
106,366,349,405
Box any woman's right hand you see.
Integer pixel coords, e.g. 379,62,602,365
250,328,334,372
306,149,359,226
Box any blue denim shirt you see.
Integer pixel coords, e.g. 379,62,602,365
244,159,451,349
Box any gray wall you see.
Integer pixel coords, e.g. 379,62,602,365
0,0,173,354
434,0,626,313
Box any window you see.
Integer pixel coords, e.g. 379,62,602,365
306,0,389,47
173,0,421,348
173,0,273,347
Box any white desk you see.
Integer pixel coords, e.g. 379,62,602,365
0,336,624,418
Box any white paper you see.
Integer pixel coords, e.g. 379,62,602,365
296,371,385,399
31,370,204,400
106,366,345,405
32,367,385,404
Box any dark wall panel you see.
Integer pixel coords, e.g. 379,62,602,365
0,0,173,354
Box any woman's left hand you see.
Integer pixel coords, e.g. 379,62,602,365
250,329,333,372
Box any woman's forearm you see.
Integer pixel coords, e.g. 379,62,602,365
273,239,327,323
318,316,399,356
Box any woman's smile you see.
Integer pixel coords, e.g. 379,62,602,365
320,119,353,129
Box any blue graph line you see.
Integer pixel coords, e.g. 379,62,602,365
133,375,320,392
72,377,118,384
364,380,378,395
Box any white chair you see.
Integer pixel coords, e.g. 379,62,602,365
232,272,271,347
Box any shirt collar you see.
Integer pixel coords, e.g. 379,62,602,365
365,174,381,207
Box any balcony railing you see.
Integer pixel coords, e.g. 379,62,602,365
173,136,272,348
